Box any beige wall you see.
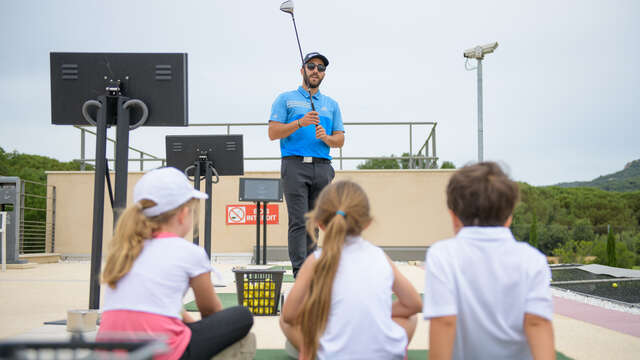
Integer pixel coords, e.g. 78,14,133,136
46,170,455,256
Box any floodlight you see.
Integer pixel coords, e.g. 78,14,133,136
463,42,499,60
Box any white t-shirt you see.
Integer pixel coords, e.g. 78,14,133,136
314,236,407,360
103,236,213,318
423,227,552,360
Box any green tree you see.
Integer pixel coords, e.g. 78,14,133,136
538,224,570,255
357,155,400,169
606,229,616,266
529,213,539,249
440,161,456,169
572,218,595,242
592,234,635,268
553,240,594,264
0,147,94,237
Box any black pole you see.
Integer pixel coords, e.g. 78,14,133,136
192,162,201,246
113,96,130,227
204,163,213,259
262,202,268,265
255,201,261,265
89,95,109,310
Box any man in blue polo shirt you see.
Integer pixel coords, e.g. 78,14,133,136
268,52,345,278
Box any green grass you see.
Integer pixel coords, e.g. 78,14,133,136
184,293,238,311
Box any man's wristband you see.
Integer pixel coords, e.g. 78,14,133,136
297,119,302,128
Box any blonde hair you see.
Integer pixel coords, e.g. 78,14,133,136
101,198,199,288
299,180,372,358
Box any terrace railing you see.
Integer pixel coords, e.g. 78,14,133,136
74,121,438,171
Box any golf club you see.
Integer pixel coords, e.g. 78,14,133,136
280,0,316,112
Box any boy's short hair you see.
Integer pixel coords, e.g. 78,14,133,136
446,161,519,226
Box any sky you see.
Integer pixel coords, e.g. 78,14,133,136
0,0,638,186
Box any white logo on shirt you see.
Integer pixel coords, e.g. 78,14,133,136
287,100,311,109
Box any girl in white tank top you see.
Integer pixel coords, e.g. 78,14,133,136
280,180,423,360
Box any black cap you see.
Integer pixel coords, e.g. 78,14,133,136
303,52,329,67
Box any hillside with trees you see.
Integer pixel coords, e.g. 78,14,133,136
511,183,640,268
0,147,91,237
555,159,640,192
358,155,640,268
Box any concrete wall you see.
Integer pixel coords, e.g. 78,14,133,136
46,170,455,256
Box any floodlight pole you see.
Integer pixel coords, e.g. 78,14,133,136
465,43,497,162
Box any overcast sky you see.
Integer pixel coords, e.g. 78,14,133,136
1,0,638,185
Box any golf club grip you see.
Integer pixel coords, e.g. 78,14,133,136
308,94,316,128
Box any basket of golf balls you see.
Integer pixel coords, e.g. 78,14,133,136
233,268,285,316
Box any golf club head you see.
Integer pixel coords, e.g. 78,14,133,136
280,0,294,15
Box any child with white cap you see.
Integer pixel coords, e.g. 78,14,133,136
98,167,254,360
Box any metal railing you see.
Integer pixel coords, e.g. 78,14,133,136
19,179,56,254
75,122,438,171
75,125,164,171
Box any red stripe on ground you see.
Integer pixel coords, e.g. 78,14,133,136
553,296,640,337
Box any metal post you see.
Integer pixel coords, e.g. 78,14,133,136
139,152,144,171
255,201,261,265
409,124,413,169
192,163,201,246
19,180,25,254
51,186,56,253
432,124,437,165
80,128,86,171
1,211,6,271
89,95,109,310
204,163,213,258
477,58,483,162
262,202,267,265
425,134,430,168
114,97,131,227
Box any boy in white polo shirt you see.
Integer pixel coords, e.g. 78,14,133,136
423,162,554,360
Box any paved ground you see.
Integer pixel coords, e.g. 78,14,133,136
1,261,639,359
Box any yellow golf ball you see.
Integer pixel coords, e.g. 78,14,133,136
612,282,618,288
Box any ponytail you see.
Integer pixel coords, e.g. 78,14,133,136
298,181,372,358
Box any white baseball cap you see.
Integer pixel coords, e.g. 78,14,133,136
133,167,208,217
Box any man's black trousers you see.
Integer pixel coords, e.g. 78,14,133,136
281,157,335,277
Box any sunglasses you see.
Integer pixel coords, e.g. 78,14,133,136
305,63,326,72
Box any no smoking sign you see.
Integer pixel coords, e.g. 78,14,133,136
227,206,246,224
225,204,279,225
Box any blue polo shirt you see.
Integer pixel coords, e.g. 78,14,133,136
269,86,344,160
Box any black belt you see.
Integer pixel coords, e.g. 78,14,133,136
283,156,331,164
